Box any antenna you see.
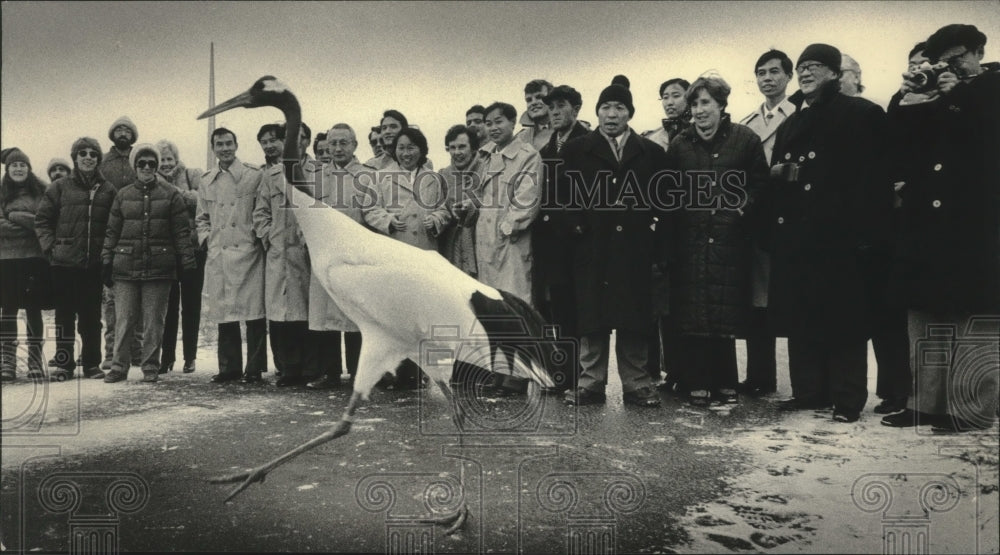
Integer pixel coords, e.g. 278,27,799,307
206,42,216,169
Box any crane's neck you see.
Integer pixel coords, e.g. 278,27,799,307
279,96,313,198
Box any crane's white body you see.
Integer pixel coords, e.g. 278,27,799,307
287,185,536,398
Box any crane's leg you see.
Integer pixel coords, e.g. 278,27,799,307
428,379,469,535
209,391,364,502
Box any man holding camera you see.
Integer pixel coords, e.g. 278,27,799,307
763,43,893,423
882,24,1000,432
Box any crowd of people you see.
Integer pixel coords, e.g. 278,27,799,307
1,23,997,433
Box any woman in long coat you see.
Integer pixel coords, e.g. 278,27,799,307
666,75,768,406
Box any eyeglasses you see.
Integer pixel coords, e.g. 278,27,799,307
795,62,826,75
77,150,100,159
135,160,158,169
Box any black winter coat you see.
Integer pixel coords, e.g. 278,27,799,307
102,178,197,281
666,117,769,337
889,63,1000,314
557,129,670,337
763,81,892,339
34,170,116,269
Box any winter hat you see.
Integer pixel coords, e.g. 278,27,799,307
108,116,138,145
1,147,31,170
924,24,987,61
129,143,160,169
71,137,103,165
47,158,72,175
596,77,635,117
797,43,842,74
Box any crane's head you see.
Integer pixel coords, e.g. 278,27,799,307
197,75,293,120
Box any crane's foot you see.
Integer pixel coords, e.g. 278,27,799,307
207,465,270,503
429,503,468,535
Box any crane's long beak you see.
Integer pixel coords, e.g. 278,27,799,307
197,90,254,120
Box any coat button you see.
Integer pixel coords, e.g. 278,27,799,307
804,183,811,191
933,163,942,171
542,215,550,222
611,178,617,185
777,216,784,224
798,156,805,162
712,153,719,158
808,151,816,159
784,153,791,160
932,200,942,208
710,209,716,215
615,225,623,232
708,238,715,244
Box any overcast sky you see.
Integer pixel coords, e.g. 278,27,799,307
2,1,998,173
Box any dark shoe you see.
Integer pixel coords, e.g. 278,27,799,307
159,361,174,375
0,369,15,382
716,388,739,405
100,359,113,371
240,374,264,384
83,366,106,379
103,370,127,383
306,375,340,390
142,371,158,383
931,415,992,433
275,375,306,387
833,411,860,423
880,408,936,428
210,373,241,383
182,360,196,374
873,397,907,415
49,368,74,382
564,387,606,406
26,368,45,381
624,386,661,407
737,380,776,396
688,389,711,407
48,356,59,367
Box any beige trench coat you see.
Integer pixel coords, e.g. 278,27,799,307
473,139,542,303
196,158,265,323
253,163,312,322
363,163,451,251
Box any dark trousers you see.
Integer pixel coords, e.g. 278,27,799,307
51,266,103,369
872,308,912,401
787,334,868,415
0,307,44,371
161,248,206,365
217,319,267,378
269,320,307,377
681,335,738,393
305,330,361,379
744,307,777,388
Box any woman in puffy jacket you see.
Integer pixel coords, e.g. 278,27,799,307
101,144,196,383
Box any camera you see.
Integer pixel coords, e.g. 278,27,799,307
908,62,953,93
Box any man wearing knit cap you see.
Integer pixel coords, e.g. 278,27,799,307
98,116,141,371
47,158,72,183
765,43,892,423
882,24,999,432
35,137,117,381
558,77,669,407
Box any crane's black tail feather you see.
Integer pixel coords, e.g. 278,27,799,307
469,290,576,390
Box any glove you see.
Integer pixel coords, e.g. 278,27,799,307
101,263,114,287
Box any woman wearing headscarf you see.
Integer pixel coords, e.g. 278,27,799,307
0,148,52,381
101,144,196,383
665,74,769,406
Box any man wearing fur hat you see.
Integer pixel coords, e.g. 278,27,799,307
35,137,117,381
99,116,142,371
558,77,670,408
764,44,892,423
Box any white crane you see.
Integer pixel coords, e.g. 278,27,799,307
199,76,565,533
